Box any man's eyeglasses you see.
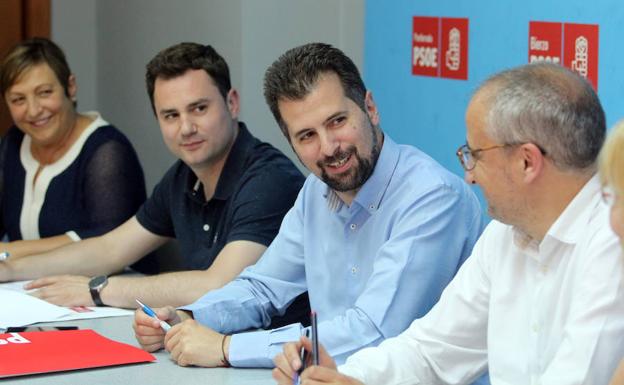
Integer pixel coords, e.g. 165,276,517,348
455,143,511,171
456,142,546,171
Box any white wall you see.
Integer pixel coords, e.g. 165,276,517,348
51,0,364,191
51,0,97,111
239,0,364,164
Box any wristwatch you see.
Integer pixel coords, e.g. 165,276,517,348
88,275,108,306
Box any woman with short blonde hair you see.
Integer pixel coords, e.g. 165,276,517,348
601,120,624,385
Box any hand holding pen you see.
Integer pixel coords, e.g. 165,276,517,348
133,303,195,353
272,311,341,385
136,299,172,332
293,311,319,384
133,300,181,352
293,329,310,385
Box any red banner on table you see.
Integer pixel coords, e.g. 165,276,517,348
0,330,155,378
441,17,469,80
564,23,599,90
529,21,562,65
412,16,440,77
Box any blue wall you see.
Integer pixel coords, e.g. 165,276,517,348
364,0,624,215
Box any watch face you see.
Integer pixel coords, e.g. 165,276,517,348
90,275,107,289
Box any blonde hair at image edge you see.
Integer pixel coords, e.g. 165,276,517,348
599,120,624,196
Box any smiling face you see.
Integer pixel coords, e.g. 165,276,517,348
153,69,239,171
5,63,76,148
278,73,381,203
464,95,526,225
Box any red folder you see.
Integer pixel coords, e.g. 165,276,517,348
0,330,155,378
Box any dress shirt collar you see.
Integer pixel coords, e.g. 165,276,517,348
545,174,601,245
512,174,601,249
324,133,399,214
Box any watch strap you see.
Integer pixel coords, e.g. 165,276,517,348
90,285,104,306
89,276,108,306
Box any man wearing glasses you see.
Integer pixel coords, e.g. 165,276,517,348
273,62,624,385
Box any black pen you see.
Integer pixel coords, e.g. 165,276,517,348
294,328,310,385
311,311,319,365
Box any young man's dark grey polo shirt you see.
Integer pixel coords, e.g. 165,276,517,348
135,122,304,271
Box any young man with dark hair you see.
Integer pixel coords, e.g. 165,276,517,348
134,42,483,371
0,43,307,320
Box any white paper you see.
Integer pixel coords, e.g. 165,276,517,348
0,289,73,328
0,281,31,292
0,281,133,326
56,306,133,321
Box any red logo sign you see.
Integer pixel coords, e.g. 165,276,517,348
441,18,468,80
528,21,599,90
412,16,469,80
529,21,562,65
564,23,599,90
412,16,439,78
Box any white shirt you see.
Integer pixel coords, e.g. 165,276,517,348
19,111,107,241
340,175,624,385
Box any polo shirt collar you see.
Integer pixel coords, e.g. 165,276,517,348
185,122,254,202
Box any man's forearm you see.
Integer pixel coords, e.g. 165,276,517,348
101,240,269,308
5,236,124,281
102,270,226,308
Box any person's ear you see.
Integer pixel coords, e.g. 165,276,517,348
519,142,545,183
364,91,379,126
67,74,77,102
226,89,240,119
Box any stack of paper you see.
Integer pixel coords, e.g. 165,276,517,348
0,289,72,328
0,287,134,329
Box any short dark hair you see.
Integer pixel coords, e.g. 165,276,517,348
476,62,605,173
263,42,366,139
1,37,72,98
145,42,231,114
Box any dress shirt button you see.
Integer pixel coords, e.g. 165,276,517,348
369,204,375,210
351,266,358,274
539,265,548,274
531,323,539,333
350,223,357,230
203,224,210,232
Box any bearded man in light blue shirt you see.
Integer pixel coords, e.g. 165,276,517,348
133,42,483,370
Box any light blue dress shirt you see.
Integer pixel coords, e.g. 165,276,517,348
182,134,483,367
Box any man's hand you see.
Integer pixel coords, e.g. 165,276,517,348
273,336,363,385
27,275,92,306
164,319,229,367
133,306,185,352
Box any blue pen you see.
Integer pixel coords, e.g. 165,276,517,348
135,299,171,332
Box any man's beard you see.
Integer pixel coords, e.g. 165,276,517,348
318,131,381,192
